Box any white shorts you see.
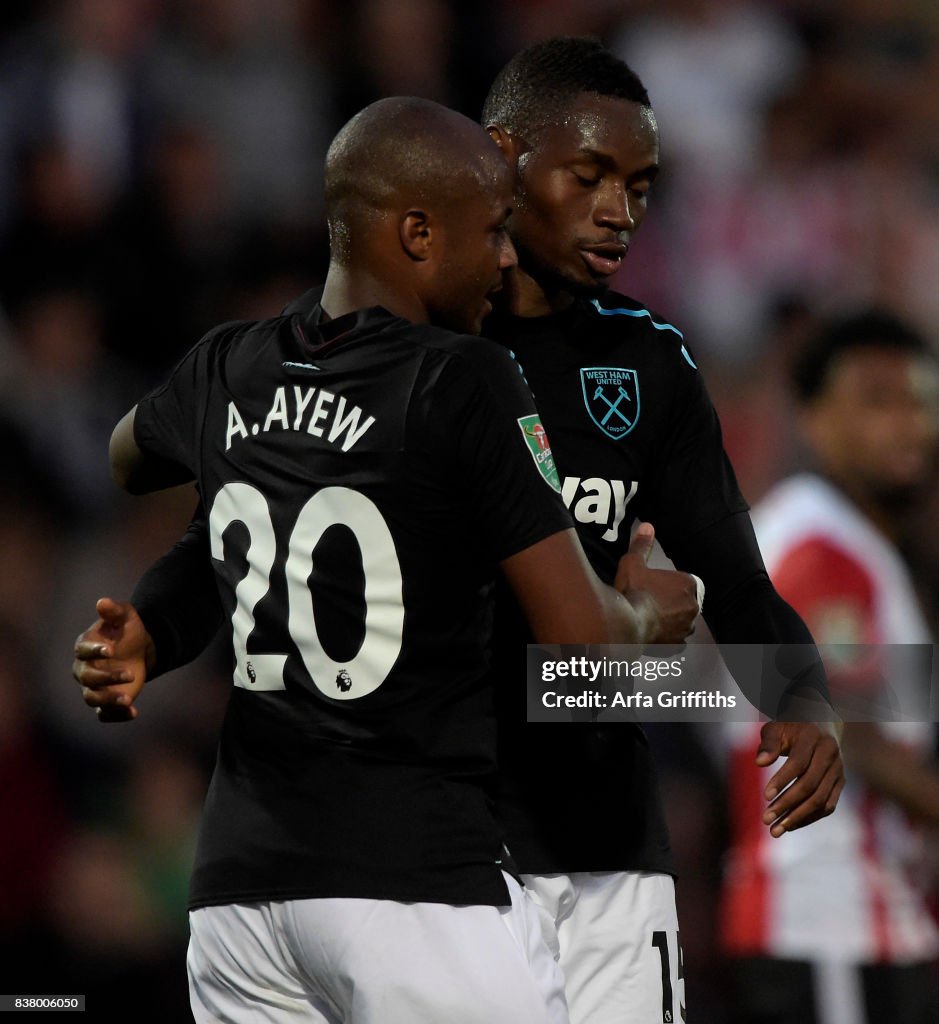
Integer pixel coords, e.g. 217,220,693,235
522,871,683,1024
187,873,569,1024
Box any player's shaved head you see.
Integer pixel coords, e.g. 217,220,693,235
325,96,508,265
320,97,515,335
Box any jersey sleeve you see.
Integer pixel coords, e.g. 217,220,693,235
429,339,574,562
131,504,223,679
132,322,241,475
770,536,882,691
771,536,877,644
640,339,749,554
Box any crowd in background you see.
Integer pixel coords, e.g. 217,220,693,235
2,1,939,1019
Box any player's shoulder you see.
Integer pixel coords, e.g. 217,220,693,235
770,534,877,649
186,314,294,377
758,480,875,598
774,534,873,588
756,474,864,546
585,290,684,339
755,473,831,522
198,314,285,350
585,290,698,367
755,474,882,582
412,325,523,381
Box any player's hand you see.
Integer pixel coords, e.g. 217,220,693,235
72,598,154,723
757,721,845,837
614,522,701,644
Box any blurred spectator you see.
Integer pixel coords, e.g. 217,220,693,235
44,828,191,1020
339,0,507,119
612,0,805,175
710,296,821,505
0,139,116,321
124,740,204,943
630,73,939,363
355,0,455,102
720,309,939,1024
2,3,939,1019
101,123,245,373
0,0,162,233
149,0,335,226
0,621,69,951
3,288,139,523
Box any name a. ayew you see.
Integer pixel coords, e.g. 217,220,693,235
226,385,375,452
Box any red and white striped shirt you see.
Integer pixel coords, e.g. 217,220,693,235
721,473,938,964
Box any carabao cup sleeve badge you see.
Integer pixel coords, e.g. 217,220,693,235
517,414,562,492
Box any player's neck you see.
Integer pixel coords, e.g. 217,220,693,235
826,471,899,542
501,265,574,318
321,267,429,326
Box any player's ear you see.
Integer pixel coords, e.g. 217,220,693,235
487,125,524,166
400,209,433,262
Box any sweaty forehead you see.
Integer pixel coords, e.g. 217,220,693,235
534,95,658,166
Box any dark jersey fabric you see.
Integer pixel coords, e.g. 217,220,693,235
486,292,748,875
132,293,573,909
131,286,823,883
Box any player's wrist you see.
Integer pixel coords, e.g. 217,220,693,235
623,590,659,646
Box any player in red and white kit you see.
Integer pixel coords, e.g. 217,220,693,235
721,310,939,1024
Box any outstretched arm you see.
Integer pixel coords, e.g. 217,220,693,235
668,510,844,837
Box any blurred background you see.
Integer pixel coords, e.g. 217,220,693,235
2,0,939,1019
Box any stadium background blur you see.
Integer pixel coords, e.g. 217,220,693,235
2,1,939,1019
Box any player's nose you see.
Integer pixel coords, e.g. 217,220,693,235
596,183,636,233
499,232,518,271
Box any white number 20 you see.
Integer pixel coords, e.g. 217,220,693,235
209,483,404,700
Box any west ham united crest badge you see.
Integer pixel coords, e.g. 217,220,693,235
580,367,640,440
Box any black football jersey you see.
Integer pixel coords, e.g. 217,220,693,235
486,291,749,874
132,294,573,908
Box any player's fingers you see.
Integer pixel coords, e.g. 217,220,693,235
95,597,128,624
73,656,134,685
755,721,785,767
763,740,841,823
628,522,655,563
80,684,133,708
81,684,120,708
824,773,846,815
73,663,111,687
768,760,843,836
763,730,840,801
74,640,112,661
764,751,815,806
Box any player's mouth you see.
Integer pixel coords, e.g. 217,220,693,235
579,243,628,278
483,278,504,314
